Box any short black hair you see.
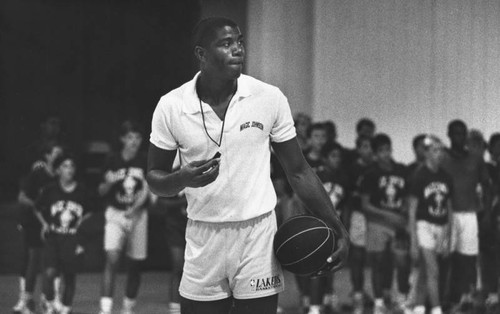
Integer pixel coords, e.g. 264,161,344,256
412,134,426,149
192,17,239,49
488,132,500,149
356,118,375,133
371,133,392,152
447,119,467,134
53,152,76,171
120,119,144,137
321,141,343,158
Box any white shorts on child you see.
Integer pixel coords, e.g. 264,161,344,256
416,220,448,254
450,211,478,255
104,206,148,260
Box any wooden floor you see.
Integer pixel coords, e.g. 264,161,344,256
0,267,362,314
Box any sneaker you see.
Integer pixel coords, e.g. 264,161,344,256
351,292,364,314
373,299,387,314
324,293,340,313
21,299,36,314
307,305,322,314
12,298,26,313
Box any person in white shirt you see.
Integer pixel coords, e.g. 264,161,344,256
147,17,349,314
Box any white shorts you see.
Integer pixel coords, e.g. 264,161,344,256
416,220,448,253
349,211,367,247
104,206,148,260
450,211,478,255
179,210,284,301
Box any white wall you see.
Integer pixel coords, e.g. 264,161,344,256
248,0,500,162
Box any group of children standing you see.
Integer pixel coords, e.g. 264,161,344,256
12,119,187,314
273,115,500,314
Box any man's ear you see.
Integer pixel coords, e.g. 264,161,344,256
194,46,205,62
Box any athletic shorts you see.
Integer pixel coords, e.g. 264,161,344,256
450,211,478,255
349,210,367,247
43,233,83,273
366,222,409,254
416,220,448,253
179,210,284,301
104,206,148,260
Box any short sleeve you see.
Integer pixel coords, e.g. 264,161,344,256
150,97,178,150
270,89,296,143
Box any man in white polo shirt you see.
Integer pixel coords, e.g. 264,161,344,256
147,17,349,314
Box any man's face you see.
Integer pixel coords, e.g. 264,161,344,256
358,125,375,138
121,131,143,152
57,159,76,182
376,144,392,164
426,142,444,165
448,125,467,148
324,149,342,170
357,140,373,162
309,129,328,151
202,25,245,79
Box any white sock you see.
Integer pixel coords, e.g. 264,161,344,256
19,277,26,293
413,305,426,314
123,297,136,310
60,305,72,314
430,306,442,314
374,298,384,307
168,302,181,314
100,297,113,312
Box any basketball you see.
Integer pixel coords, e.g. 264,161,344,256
273,215,335,276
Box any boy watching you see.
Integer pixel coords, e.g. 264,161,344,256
360,133,411,314
98,120,150,314
407,135,452,314
35,153,92,314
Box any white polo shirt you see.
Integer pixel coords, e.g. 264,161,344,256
150,72,296,222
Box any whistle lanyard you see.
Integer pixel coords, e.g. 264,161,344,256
199,93,235,148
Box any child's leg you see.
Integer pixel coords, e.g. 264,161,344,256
43,267,58,302
62,272,76,306
349,244,366,293
421,249,441,308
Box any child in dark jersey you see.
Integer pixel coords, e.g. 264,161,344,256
360,133,411,314
347,135,374,313
98,120,150,314
35,153,92,314
306,141,353,314
14,141,63,314
408,135,452,314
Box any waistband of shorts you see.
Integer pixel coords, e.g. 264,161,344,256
452,211,477,217
188,210,273,228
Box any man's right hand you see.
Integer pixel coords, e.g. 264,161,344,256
180,158,220,188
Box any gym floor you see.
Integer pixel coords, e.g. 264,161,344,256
0,268,360,314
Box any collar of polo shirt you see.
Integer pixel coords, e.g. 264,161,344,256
181,72,252,114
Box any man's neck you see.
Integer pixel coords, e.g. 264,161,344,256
197,72,237,105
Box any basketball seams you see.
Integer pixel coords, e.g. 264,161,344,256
279,229,332,267
274,215,335,275
275,226,330,254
